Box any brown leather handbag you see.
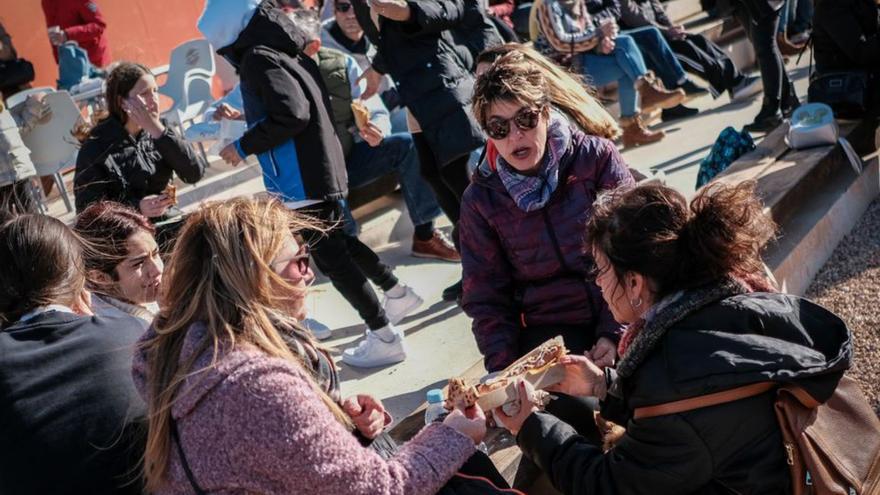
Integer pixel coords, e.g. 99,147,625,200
634,376,880,494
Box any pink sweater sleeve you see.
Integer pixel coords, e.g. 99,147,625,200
220,359,475,495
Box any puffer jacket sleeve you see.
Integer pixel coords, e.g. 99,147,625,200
153,126,206,184
460,188,521,372
517,411,713,494
236,51,311,157
400,0,467,35
223,359,475,494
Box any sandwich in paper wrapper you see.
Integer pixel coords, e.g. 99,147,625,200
445,336,567,414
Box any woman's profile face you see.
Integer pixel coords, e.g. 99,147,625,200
485,99,549,175
271,234,314,321
113,229,163,305
593,249,638,325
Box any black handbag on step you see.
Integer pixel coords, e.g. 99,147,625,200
807,71,869,119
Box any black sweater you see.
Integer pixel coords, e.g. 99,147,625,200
0,311,147,494
74,117,206,216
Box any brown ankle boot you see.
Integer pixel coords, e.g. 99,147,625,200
776,32,806,56
620,115,665,148
637,75,686,113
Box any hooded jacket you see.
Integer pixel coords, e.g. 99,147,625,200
460,120,633,372
199,0,348,205
517,280,853,494
74,116,206,216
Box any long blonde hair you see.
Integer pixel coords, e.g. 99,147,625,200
475,43,620,140
140,198,351,492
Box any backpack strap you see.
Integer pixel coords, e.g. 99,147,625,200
634,382,776,420
170,417,207,495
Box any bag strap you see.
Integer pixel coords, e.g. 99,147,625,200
170,417,207,495
634,382,775,420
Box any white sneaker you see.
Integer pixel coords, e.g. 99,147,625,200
341,328,407,368
382,286,423,325
730,75,763,102
302,318,332,340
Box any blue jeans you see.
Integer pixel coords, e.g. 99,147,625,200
579,34,648,118
781,0,812,34
624,26,688,90
343,133,442,235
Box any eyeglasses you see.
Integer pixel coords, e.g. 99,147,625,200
335,2,353,12
484,107,544,140
271,244,311,277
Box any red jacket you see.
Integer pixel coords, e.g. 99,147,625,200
42,0,111,67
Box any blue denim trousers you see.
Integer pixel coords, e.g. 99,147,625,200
578,34,648,118
624,25,688,89
343,132,442,235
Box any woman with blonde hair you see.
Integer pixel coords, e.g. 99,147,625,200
461,48,633,394
133,198,488,494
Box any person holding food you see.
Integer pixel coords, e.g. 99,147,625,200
134,197,491,494
461,50,632,374
74,62,206,250
492,181,854,494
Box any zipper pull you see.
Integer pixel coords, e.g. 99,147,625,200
785,442,795,466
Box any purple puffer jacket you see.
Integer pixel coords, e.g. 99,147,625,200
460,128,634,372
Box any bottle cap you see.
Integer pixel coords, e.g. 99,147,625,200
426,389,444,404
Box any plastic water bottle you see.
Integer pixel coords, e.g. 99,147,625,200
425,389,447,424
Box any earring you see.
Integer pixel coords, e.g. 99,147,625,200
631,297,642,308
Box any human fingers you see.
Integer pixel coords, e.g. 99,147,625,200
341,396,363,417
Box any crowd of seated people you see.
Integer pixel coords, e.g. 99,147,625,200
1,0,875,493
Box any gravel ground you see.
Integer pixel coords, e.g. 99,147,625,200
806,199,880,416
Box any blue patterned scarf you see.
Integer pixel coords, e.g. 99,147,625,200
496,111,571,212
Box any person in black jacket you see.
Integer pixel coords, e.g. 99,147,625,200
351,0,502,301
0,213,147,495
74,62,207,248
199,0,425,367
493,181,854,494
812,0,880,115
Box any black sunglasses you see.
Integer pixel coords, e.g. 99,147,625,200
335,2,353,12
484,107,544,140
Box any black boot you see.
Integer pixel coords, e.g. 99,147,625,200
442,280,463,303
661,104,699,122
744,106,783,133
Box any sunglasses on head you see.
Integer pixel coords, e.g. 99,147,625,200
484,106,544,140
335,2,353,12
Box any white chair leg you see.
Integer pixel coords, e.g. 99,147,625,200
54,172,74,213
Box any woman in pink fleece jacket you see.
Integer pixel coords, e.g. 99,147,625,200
132,198,486,494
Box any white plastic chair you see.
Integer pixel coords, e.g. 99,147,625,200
19,91,82,213
159,39,216,132
5,87,55,109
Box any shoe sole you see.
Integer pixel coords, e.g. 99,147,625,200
386,296,424,325
341,351,407,368
411,251,461,262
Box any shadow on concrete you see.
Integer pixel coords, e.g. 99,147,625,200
402,302,464,337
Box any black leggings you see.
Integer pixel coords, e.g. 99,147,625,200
733,5,795,111
412,133,472,250
300,200,397,330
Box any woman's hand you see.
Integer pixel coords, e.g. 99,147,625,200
545,355,606,399
342,394,388,440
443,403,487,444
359,121,385,147
139,194,173,218
213,103,243,121
356,67,384,100
598,36,616,55
588,336,617,368
493,381,540,435
220,143,244,166
371,0,412,21
598,18,618,38
124,95,164,139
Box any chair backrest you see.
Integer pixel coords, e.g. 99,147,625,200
19,91,82,176
159,39,216,106
5,87,55,109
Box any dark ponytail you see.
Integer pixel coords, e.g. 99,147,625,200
586,181,776,298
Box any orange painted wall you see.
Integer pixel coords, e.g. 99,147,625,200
1,0,208,89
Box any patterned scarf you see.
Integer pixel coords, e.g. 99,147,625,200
496,111,571,212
